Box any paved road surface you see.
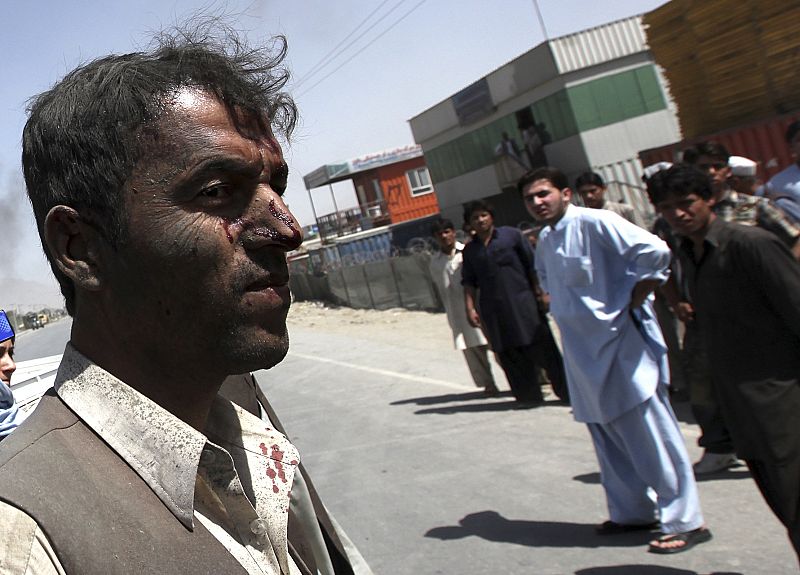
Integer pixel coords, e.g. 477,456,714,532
14,318,72,362
14,310,798,574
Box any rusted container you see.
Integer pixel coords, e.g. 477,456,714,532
639,111,800,180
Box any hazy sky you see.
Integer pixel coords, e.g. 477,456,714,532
0,0,666,303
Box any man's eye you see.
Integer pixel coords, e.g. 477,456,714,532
198,183,232,200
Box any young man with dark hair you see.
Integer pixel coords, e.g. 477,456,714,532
652,163,800,558
428,218,499,396
573,171,646,228
0,25,370,574
692,141,800,247
460,200,568,406
522,166,710,554
680,143,800,475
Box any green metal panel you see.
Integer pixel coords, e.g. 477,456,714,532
531,90,579,141
567,65,667,132
424,66,667,184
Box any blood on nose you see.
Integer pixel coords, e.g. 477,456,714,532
222,198,303,250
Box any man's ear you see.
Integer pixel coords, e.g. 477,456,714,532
43,206,104,291
562,187,573,202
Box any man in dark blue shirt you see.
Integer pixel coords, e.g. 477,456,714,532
461,200,567,406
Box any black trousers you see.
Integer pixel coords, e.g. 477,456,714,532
747,458,800,559
496,324,568,403
683,323,735,453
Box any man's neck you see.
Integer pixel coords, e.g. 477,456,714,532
440,244,456,256
70,320,222,432
477,226,494,244
547,204,569,228
688,213,716,262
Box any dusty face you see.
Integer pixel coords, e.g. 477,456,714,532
434,227,456,252
468,210,494,237
656,192,715,239
696,155,731,196
99,89,302,379
577,184,606,209
0,339,15,385
523,178,572,226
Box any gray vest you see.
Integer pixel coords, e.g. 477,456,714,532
0,390,250,574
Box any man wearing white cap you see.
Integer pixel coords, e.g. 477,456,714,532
728,155,760,196
723,154,800,260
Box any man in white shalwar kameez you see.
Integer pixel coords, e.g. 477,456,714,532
428,218,498,395
520,167,711,554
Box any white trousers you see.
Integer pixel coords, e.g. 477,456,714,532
587,385,704,534
462,345,495,388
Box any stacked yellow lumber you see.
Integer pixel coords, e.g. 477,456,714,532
644,0,800,138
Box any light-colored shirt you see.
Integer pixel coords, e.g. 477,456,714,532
602,200,648,229
765,163,800,223
428,241,489,350
0,344,302,575
535,205,671,424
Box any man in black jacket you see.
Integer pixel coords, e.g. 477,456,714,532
651,163,800,559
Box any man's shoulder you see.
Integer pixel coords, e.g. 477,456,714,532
0,391,78,469
715,218,784,251
573,205,629,232
604,201,634,216
769,163,800,184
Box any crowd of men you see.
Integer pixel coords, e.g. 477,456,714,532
427,132,800,558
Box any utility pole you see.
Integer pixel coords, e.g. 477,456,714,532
533,0,549,41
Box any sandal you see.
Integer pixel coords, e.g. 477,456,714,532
596,520,659,535
648,527,712,554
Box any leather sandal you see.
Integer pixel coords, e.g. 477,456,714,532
648,527,712,554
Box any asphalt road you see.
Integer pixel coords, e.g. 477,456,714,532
14,317,72,361
15,312,798,574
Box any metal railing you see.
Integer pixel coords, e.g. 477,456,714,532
317,200,391,242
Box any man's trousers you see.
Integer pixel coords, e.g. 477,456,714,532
587,386,704,534
462,345,495,388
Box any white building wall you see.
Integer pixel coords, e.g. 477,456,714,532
550,15,648,74
410,44,560,149
580,109,680,167
433,165,502,212
409,100,460,146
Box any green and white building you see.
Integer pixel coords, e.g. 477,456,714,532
409,15,680,227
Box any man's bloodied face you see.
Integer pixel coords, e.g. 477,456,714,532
101,88,303,378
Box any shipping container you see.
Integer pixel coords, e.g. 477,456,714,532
639,111,800,180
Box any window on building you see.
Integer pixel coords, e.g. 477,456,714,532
406,167,433,196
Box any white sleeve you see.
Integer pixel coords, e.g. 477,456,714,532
0,501,66,575
594,211,671,283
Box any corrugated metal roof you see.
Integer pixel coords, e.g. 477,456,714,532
550,15,648,75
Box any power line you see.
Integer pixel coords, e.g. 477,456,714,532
293,0,398,89
295,0,414,91
297,0,428,98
